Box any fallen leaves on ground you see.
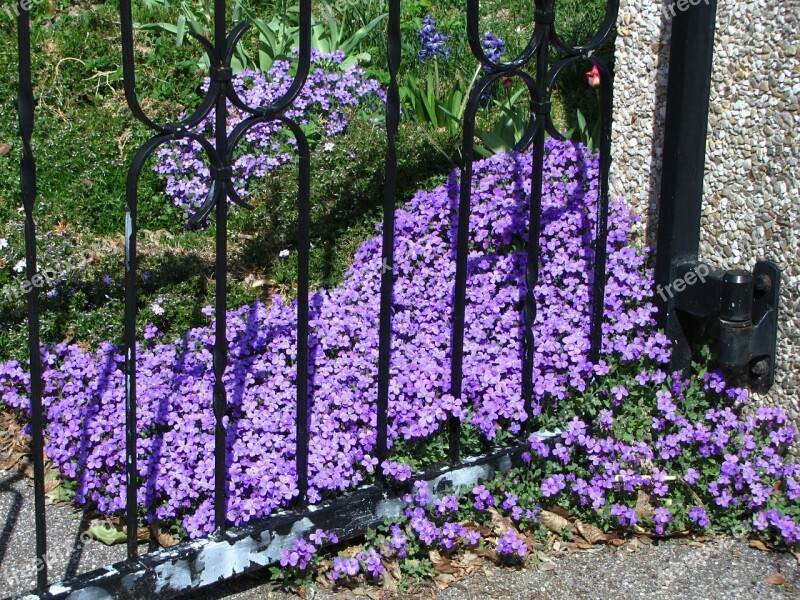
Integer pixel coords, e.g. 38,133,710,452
764,573,787,586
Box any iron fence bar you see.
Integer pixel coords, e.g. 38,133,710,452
521,1,552,432
293,118,311,506
292,0,313,507
588,57,615,363
211,0,231,536
17,0,48,591
375,0,401,472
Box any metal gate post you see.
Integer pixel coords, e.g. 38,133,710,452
654,0,718,371
655,0,781,391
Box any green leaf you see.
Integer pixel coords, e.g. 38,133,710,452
176,15,186,47
86,521,127,546
340,13,389,56
320,0,339,49
480,130,512,154
576,109,587,132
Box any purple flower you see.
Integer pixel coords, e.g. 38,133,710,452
496,529,528,558
473,485,495,510
684,468,700,485
688,506,710,528
652,507,672,535
417,15,451,61
481,32,506,64
541,474,567,498
610,504,638,528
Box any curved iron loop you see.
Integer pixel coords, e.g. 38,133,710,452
123,130,209,558
120,0,221,133
225,21,253,66
545,53,611,138
470,69,545,154
224,0,312,119
466,0,548,71
550,0,619,57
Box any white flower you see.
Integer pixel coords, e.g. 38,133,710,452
151,297,165,316
0,238,8,251
279,249,290,259
13,259,25,273
323,142,335,152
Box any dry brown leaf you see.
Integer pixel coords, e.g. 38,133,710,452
749,539,768,551
541,510,572,534
0,143,11,156
429,550,459,574
609,538,626,547
455,550,481,567
434,573,455,590
474,545,498,562
635,490,655,517
381,560,399,594
156,530,179,548
575,540,593,550
575,520,607,545
43,476,61,494
546,505,571,519
764,574,787,586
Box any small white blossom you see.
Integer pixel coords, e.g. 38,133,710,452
13,259,25,273
279,249,290,259
151,297,165,316
0,238,8,251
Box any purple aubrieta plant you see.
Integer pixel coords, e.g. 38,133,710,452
0,140,675,538
5,141,794,544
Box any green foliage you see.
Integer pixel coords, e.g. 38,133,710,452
476,87,530,157
138,0,387,73
399,70,463,134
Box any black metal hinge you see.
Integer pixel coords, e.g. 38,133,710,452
662,260,781,393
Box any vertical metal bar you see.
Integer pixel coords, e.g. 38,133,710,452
450,1,493,465
17,1,48,590
294,0,312,505
588,61,614,363
375,0,401,474
213,0,230,534
119,0,139,560
123,163,139,559
294,132,311,505
655,0,717,372
521,3,551,428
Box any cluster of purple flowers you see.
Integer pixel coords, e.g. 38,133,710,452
280,538,318,570
496,529,528,558
417,14,451,61
0,141,692,539
525,368,799,544
154,50,385,216
481,32,506,64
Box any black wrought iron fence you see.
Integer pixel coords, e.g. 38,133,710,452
9,0,780,598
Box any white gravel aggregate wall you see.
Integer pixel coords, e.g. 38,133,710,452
610,1,800,433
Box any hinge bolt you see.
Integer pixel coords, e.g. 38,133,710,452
754,274,772,293
751,359,770,376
